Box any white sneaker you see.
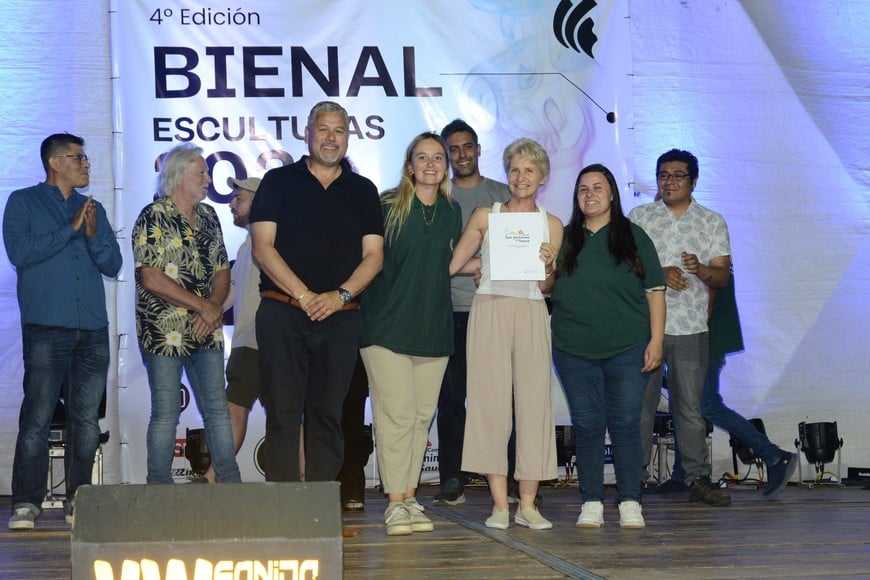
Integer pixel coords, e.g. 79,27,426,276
485,507,510,530
618,500,645,529
403,498,433,532
403,496,426,513
384,502,412,536
515,507,553,530
576,501,604,528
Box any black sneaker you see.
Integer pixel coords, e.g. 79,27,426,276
433,477,466,506
644,478,690,494
764,451,797,499
689,476,731,506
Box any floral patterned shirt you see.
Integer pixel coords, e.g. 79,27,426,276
629,199,730,335
133,197,228,355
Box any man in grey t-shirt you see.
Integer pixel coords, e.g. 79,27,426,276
433,119,510,505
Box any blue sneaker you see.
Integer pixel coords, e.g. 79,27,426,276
9,503,40,531
764,452,797,499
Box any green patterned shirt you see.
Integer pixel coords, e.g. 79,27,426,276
133,197,228,355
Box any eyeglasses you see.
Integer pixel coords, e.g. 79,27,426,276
55,154,90,164
656,171,690,182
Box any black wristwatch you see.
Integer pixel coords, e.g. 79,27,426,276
338,287,353,304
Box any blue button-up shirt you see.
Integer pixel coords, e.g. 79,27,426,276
2,182,122,330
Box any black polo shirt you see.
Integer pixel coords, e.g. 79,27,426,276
250,156,384,294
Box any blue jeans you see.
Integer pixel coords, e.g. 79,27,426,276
141,349,241,484
12,325,109,507
554,343,649,503
671,355,779,476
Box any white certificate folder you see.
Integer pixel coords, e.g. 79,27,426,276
488,212,545,280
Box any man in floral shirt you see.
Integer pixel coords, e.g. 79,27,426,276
132,143,240,484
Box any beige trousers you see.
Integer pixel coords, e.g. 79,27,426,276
361,345,448,494
461,294,558,481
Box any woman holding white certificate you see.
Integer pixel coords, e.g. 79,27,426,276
449,137,563,530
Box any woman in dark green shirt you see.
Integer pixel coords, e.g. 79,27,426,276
360,132,462,536
549,164,665,530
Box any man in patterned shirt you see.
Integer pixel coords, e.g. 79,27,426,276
629,149,732,507
132,143,241,484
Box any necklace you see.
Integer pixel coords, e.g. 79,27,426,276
421,200,438,226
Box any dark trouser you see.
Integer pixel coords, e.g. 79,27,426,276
436,311,469,484
640,333,710,484
256,298,361,482
338,353,372,501
13,325,109,507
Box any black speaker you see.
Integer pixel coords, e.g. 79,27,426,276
71,482,342,579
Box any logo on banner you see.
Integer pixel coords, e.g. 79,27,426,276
179,382,191,412
553,0,599,57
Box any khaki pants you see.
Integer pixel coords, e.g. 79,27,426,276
361,345,448,494
462,295,558,481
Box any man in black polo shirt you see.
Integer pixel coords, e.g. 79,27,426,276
249,101,384,482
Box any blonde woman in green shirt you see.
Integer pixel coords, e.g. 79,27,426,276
360,132,462,536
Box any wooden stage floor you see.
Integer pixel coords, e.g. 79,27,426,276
2,482,870,579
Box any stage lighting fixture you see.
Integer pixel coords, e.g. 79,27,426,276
554,425,575,483
729,418,766,483
795,421,843,487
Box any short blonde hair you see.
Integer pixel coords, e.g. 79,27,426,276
502,138,550,179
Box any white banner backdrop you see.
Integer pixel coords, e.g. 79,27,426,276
3,0,869,495
110,0,633,483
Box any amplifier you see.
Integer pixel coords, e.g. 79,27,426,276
847,467,870,480
653,413,674,437
49,428,66,444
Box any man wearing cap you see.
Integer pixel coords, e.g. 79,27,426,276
205,175,262,482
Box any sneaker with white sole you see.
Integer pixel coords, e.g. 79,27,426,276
433,492,466,506
576,501,604,528
433,478,466,506
515,507,553,530
404,497,433,532
618,500,645,529
384,502,412,536
485,507,510,530
8,503,40,531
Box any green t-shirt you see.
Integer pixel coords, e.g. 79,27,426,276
708,269,744,357
550,222,664,359
360,194,462,356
